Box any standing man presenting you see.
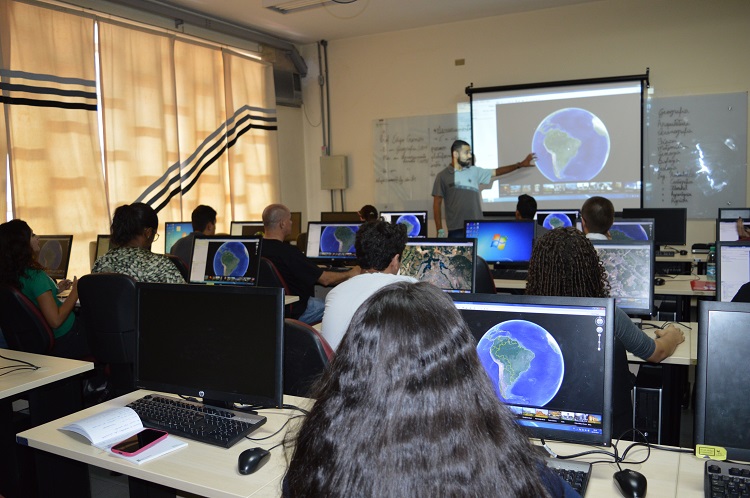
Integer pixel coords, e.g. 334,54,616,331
432,140,535,238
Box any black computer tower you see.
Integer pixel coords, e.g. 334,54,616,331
633,364,682,446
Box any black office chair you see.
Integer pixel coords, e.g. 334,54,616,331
0,284,55,354
77,273,138,397
165,254,190,281
474,256,497,294
284,318,333,397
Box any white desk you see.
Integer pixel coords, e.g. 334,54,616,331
0,349,93,399
284,295,298,306
626,321,696,365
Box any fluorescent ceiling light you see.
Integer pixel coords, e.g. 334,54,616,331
263,0,337,14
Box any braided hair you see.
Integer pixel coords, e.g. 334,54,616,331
526,227,610,298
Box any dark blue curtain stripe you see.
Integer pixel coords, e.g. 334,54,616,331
0,69,96,88
0,96,96,110
0,82,97,100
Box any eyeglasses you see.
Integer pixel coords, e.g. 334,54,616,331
149,229,159,242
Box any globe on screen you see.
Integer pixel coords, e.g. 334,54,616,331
320,225,358,254
476,319,564,406
532,107,611,182
38,240,63,270
610,225,649,241
542,213,573,230
396,215,421,237
212,241,250,277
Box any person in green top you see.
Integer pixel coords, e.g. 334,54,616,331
0,219,89,359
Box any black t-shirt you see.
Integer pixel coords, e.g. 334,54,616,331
732,282,750,303
261,239,323,318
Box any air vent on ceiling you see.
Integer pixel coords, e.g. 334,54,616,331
263,0,336,14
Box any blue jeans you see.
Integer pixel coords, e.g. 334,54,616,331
298,296,325,325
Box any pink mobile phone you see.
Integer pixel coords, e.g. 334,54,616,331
111,428,168,456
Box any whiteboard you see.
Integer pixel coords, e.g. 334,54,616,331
643,92,747,218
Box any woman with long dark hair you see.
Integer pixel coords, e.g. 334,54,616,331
0,219,88,358
526,227,684,437
93,202,184,283
284,281,579,497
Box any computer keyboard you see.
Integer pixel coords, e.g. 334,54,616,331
705,459,750,497
545,457,591,496
656,250,676,257
492,269,528,280
127,394,267,448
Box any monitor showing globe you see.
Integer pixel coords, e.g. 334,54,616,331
37,235,73,281
189,236,262,286
305,222,361,266
452,293,615,447
380,211,428,238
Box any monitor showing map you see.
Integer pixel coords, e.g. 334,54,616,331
400,238,476,293
591,239,654,316
608,218,654,241
464,219,535,267
452,293,615,447
305,222,361,265
535,210,579,230
380,211,428,238
36,235,73,280
188,236,262,286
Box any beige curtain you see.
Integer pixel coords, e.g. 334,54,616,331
223,51,279,222
0,0,107,278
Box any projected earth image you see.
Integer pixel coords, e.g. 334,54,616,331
396,215,422,237
532,108,611,182
542,213,573,230
610,224,649,241
320,225,358,254
477,320,564,406
212,241,250,277
38,240,63,270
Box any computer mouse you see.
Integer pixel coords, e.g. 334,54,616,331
238,447,271,475
654,277,665,286
613,468,647,498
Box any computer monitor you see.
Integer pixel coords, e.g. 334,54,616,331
464,219,535,268
451,293,615,447
36,235,73,280
716,242,750,302
717,218,747,242
718,207,750,220
621,208,687,250
230,221,264,237
305,222,361,266
320,211,362,223
188,236,262,286
482,211,517,219
380,210,428,238
535,210,579,230
94,234,111,268
136,283,284,408
286,211,302,243
591,239,654,316
608,218,655,241
400,238,476,293
694,300,750,461
165,221,193,253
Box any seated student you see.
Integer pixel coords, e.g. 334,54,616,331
526,227,684,437
358,204,379,222
93,203,185,284
261,203,360,324
321,220,416,350
580,196,615,240
515,193,537,221
0,219,89,359
169,204,217,272
284,281,580,497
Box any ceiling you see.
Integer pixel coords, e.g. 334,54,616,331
159,0,602,45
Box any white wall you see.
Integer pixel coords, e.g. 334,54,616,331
296,0,750,248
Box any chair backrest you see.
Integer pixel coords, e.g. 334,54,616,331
0,284,54,354
475,256,497,294
165,254,190,281
78,273,138,394
283,318,333,397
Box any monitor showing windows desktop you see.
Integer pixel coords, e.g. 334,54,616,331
464,219,535,268
230,221,264,237
188,236,262,286
320,211,362,223
535,210,579,230
380,210,428,238
621,208,687,250
37,235,73,280
695,300,750,461
305,222,361,266
165,221,193,253
608,218,655,241
591,239,654,316
717,242,750,302
451,293,615,447
136,283,284,408
400,238,476,293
